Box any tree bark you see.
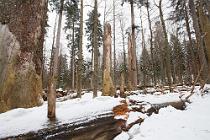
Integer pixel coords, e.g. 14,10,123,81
0,0,47,113
113,0,116,88
48,0,64,119
102,23,115,96
127,33,133,90
189,0,208,82
184,1,197,78
130,0,138,89
146,1,156,85
71,18,75,90
77,0,84,98
93,0,99,98
197,0,210,81
158,0,172,91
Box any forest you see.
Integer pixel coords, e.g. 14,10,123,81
0,0,210,139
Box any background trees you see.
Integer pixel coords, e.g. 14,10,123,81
1,0,210,113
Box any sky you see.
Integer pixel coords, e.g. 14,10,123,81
44,0,173,67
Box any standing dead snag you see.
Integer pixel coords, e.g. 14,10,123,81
102,23,115,96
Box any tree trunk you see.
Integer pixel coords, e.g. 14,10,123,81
0,0,47,113
120,71,125,98
158,0,172,91
197,0,210,81
130,0,138,89
93,0,99,98
77,0,84,98
48,0,64,119
140,8,147,87
71,19,75,90
127,33,133,90
189,0,208,82
119,13,127,88
146,1,156,86
184,2,197,78
113,0,116,88
102,23,115,96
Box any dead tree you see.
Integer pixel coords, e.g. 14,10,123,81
102,23,115,96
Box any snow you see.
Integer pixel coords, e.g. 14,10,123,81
115,91,210,140
128,92,182,104
0,93,122,138
126,112,147,126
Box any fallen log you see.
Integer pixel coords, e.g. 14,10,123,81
2,113,125,140
129,99,186,116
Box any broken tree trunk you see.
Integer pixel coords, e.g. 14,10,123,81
102,23,115,96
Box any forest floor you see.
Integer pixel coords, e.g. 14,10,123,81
0,85,210,139
114,85,210,140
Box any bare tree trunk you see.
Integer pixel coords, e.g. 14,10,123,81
140,8,146,87
91,50,94,90
0,0,47,113
71,20,75,90
189,0,208,83
127,33,133,90
158,0,172,91
102,0,107,87
48,0,64,119
113,0,116,88
130,0,137,89
120,70,125,98
119,12,127,88
77,0,84,98
197,0,210,81
146,1,156,86
102,23,115,96
184,1,197,79
93,0,99,98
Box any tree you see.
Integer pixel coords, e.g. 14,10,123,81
0,0,47,113
170,33,185,84
121,0,140,89
64,0,80,90
188,0,208,84
57,54,70,89
102,23,115,96
48,0,64,119
85,1,103,97
153,21,166,85
77,0,84,98
118,11,127,95
145,0,156,85
156,0,173,91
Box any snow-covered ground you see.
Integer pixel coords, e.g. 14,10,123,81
0,92,121,138
128,92,181,104
115,86,210,140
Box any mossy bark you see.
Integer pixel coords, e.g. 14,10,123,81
0,0,47,113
